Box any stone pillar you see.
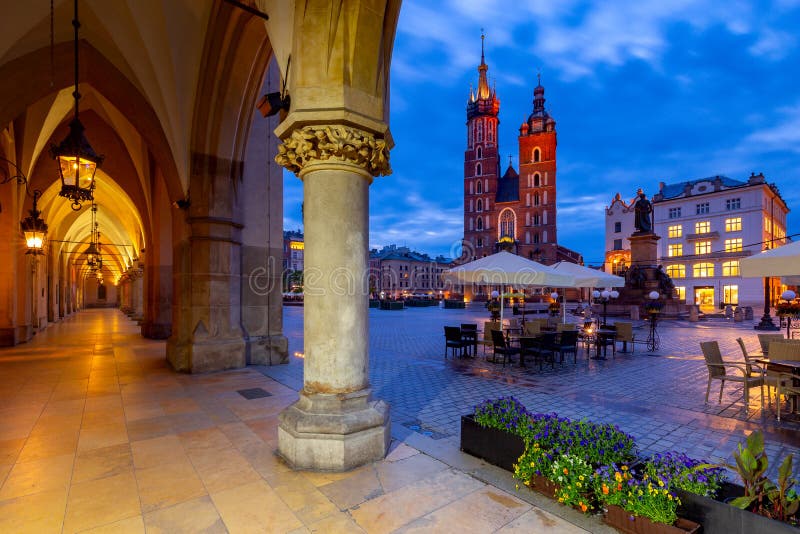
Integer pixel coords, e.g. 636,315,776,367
276,125,391,471
132,270,144,323
141,174,173,339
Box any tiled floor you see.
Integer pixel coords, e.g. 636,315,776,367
0,309,595,533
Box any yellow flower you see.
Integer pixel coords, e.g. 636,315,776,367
668,494,673,500
658,479,665,487
615,472,622,482
576,482,582,488
621,465,628,471
579,475,584,481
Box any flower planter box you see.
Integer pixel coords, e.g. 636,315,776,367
676,483,800,534
459,415,526,472
604,504,700,534
529,473,560,499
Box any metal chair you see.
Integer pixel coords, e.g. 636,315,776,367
553,330,579,364
444,326,467,359
460,323,478,356
490,329,519,367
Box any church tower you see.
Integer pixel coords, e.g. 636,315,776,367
463,34,500,260
518,75,558,263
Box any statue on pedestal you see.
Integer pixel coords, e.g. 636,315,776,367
633,189,653,234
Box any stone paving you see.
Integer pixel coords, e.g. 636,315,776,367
265,305,800,480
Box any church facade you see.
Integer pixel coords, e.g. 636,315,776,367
462,39,582,266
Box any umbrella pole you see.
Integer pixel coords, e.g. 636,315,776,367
562,287,566,323
500,284,505,326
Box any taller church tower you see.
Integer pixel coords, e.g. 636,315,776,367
463,34,500,260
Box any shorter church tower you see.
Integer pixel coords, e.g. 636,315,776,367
463,34,500,260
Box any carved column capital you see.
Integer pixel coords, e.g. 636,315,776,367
275,125,392,177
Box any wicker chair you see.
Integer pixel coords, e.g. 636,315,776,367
735,337,784,406
700,341,764,410
615,322,635,353
479,321,500,355
776,372,800,421
757,333,785,355
523,321,541,337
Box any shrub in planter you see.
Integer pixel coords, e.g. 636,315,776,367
645,451,727,498
550,453,596,513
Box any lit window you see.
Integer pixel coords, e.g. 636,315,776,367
722,260,740,276
695,241,711,255
675,286,686,301
725,217,741,232
499,209,515,239
693,262,714,278
668,244,683,257
666,264,686,278
696,202,710,214
668,225,682,238
614,222,622,233
669,207,682,219
724,238,742,252
726,198,741,211
695,221,710,234
723,284,739,304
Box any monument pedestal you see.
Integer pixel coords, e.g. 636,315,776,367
628,232,660,268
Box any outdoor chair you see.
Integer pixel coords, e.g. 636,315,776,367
736,337,785,406
490,329,519,367
596,324,617,359
700,341,764,411
523,321,541,337
460,323,478,356
519,335,554,371
757,333,785,355
553,330,579,363
444,326,467,359
615,322,635,353
776,372,800,421
479,321,500,355
768,340,800,362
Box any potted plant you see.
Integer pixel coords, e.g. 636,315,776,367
776,301,800,319
460,397,528,471
686,431,800,533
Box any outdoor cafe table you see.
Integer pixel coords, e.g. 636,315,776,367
756,358,800,415
592,329,616,360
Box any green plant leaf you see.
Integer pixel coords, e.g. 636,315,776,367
747,431,764,455
730,495,757,509
778,454,793,482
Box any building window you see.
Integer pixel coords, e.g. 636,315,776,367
476,180,483,194
533,173,540,187
724,238,743,252
722,260,740,276
477,238,483,247
533,213,540,226
668,225,682,238
533,148,541,162
695,221,711,234
666,264,686,279
533,192,540,206
476,163,482,176
476,199,483,212
725,217,741,232
723,284,739,305
675,286,686,301
477,146,482,159
613,239,623,250
477,121,483,142
668,243,683,257
695,241,712,255
614,222,622,233
669,207,682,219
533,233,539,244
476,218,483,230
696,202,710,214
499,209,516,239
693,262,714,278
726,198,741,211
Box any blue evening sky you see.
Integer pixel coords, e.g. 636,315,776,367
283,0,800,266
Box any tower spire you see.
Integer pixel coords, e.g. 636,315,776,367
477,31,490,99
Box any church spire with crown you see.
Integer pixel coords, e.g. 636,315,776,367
477,31,490,100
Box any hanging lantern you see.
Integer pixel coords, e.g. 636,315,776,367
50,0,103,211
20,191,48,255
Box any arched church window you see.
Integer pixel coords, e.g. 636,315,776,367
477,121,483,142
533,213,540,226
499,209,515,240
476,163,482,176
533,192,540,206
476,180,483,194
476,199,483,212
533,173,540,187
533,233,540,244
477,146,482,159
476,217,484,230
533,148,541,162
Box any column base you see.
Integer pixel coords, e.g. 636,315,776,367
0,327,18,347
278,389,390,472
246,334,289,365
166,336,246,373
141,321,172,339
754,314,780,331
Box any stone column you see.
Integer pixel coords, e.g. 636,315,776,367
276,125,391,471
132,270,144,323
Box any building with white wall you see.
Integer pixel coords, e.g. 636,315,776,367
652,173,788,311
604,193,637,275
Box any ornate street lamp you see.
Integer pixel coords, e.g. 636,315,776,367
20,190,48,255
777,289,798,338
50,0,104,211
645,290,662,351
593,289,618,326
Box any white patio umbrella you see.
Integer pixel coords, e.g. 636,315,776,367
443,251,575,324
740,240,800,278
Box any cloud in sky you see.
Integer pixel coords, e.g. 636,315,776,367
284,1,800,266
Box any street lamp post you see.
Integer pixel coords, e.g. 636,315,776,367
778,290,797,338
754,276,780,331
593,289,618,326
645,290,661,352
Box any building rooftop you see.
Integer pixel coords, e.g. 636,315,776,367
495,165,520,203
370,245,452,264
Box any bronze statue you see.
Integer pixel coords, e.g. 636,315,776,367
633,189,653,234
